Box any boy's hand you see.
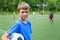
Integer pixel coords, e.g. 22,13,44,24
1,33,10,40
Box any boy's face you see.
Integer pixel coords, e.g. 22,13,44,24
18,8,29,21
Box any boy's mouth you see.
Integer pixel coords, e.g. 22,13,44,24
22,15,28,19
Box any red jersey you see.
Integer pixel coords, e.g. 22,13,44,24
49,13,53,19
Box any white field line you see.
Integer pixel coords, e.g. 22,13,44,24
0,29,6,33
29,15,60,17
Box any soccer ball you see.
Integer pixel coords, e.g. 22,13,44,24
8,33,24,40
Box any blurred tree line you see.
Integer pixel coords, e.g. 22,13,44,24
0,0,60,11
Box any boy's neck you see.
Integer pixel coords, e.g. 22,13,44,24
19,18,27,23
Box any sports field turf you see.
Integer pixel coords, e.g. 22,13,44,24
0,15,60,40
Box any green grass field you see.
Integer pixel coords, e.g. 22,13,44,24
0,15,60,40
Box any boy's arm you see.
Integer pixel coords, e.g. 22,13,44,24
1,33,10,40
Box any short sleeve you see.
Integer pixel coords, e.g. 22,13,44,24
27,21,32,34
30,22,32,34
7,23,19,35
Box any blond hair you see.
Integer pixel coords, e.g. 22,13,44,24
17,2,30,12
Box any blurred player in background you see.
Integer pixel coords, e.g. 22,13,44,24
13,11,16,20
33,12,36,18
49,12,54,23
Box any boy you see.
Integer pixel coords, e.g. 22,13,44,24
33,12,35,18
13,11,16,20
1,2,32,40
49,12,53,23
41,11,44,15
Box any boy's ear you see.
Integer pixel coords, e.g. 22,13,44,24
18,9,20,13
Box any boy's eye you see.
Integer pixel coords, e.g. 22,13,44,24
26,11,28,13
22,12,24,13
21,11,28,13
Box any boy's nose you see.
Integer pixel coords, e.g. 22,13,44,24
24,13,27,15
